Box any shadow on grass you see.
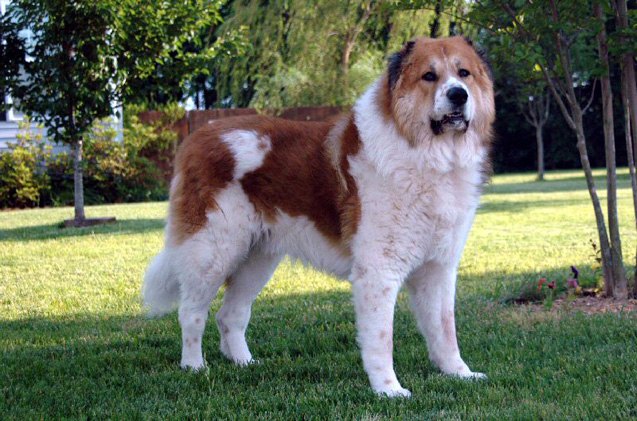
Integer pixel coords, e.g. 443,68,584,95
0,218,165,242
478,197,591,214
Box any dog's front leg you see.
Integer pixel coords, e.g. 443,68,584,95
406,261,485,379
351,265,410,398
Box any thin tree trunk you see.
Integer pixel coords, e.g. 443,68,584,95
339,1,375,103
595,3,627,298
540,0,616,293
572,109,615,293
536,125,544,181
430,0,442,38
614,0,637,296
73,137,85,224
341,37,354,96
621,77,637,296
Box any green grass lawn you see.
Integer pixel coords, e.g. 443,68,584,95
2,169,637,419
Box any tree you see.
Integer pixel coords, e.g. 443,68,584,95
520,92,550,181
594,1,626,298
481,30,557,182
612,0,637,295
212,0,466,109
2,0,121,226
1,0,228,226
115,0,235,107
470,0,632,298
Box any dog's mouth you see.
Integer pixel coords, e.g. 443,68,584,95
442,111,466,125
431,112,468,135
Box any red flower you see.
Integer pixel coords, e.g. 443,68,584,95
537,278,547,291
547,281,556,289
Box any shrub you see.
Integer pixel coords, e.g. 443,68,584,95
48,118,168,205
0,105,181,209
0,119,52,208
124,102,185,182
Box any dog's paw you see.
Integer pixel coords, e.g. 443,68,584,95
221,348,254,367
180,359,206,371
465,371,487,380
453,371,487,380
232,356,257,367
375,385,412,398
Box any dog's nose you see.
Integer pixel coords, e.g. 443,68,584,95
447,87,468,106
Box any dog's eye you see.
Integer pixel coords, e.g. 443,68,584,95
458,69,471,78
422,72,437,82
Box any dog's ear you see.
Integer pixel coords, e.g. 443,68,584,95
388,41,415,90
463,37,493,81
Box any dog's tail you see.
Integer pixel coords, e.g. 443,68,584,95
142,249,180,317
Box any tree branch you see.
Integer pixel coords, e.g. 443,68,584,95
582,78,598,113
541,91,551,125
540,64,576,129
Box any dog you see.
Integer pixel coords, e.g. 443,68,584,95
143,36,494,397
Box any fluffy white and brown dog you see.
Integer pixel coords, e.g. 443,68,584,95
143,36,495,397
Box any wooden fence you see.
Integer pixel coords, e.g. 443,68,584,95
139,106,344,142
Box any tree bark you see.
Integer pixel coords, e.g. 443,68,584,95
73,137,85,224
614,0,637,296
621,77,637,297
430,0,442,38
572,107,615,293
341,36,354,95
595,3,627,298
535,125,545,181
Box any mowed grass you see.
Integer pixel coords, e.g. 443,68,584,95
2,169,637,419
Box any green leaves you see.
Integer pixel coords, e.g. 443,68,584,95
2,0,232,143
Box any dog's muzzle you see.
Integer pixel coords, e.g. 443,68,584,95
431,87,469,135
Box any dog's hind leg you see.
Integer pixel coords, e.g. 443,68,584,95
216,248,282,365
175,184,257,370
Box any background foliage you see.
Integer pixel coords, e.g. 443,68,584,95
137,0,632,172
0,111,179,209
1,0,635,209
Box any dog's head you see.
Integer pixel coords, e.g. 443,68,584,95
383,36,494,144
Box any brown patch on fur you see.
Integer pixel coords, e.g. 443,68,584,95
338,116,362,243
384,379,393,385
239,117,344,242
169,125,236,245
257,138,269,151
377,74,394,122
382,287,391,296
380,330,387,339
